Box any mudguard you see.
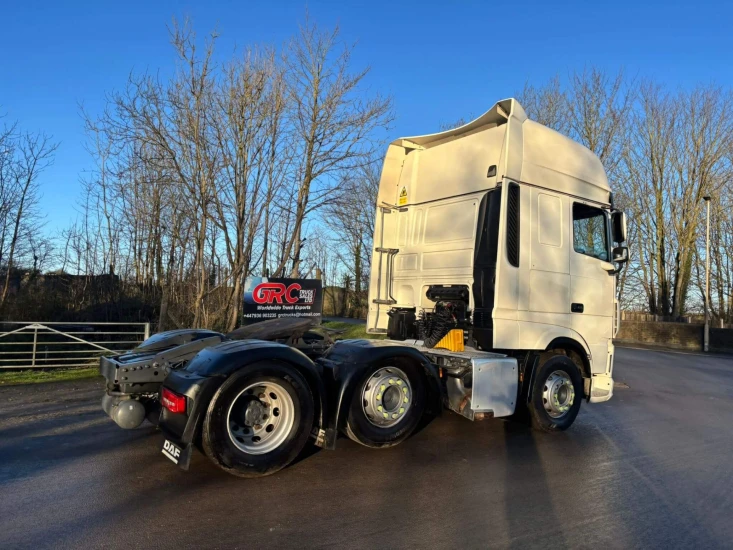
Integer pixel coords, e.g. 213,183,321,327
136,328,224,353
160,339,328,449
317,339,443,449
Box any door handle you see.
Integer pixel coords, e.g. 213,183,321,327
571,303,584,313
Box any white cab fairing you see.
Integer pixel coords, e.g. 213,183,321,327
368,98,617,381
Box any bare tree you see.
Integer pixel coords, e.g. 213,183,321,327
275,17,393,277
668,86,733,316
102,20,221,326
51,16,392,329
438,115,472,132
517,75,569,133
324,161,380,316
210,48,285,329
0,130,57,311
622,83,676,314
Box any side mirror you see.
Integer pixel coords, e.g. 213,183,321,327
613,246,629,264
612,211,627,243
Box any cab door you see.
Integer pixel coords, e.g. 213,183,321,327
524,188,571,332
569,202,615,374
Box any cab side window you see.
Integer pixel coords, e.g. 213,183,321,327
573,203,608,261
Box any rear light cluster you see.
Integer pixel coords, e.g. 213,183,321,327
161,387,186,414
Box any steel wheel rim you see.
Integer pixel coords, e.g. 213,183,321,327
542,370,575,419
227,381,295,455
361,366,412,428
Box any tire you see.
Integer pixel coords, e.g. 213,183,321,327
202,362,314,478
528,355,583,432
345,360,426,448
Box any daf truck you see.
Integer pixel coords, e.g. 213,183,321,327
100,98,628,478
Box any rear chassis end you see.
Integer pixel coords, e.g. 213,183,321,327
100,319,334,433
100,330,224,429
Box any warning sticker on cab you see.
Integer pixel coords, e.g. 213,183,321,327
398,186,408,206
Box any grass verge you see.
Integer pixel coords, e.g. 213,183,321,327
322,320,383,340
0,367,101,386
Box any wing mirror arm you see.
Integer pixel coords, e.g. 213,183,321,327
608,246,629,275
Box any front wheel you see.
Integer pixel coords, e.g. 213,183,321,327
528,355,583,432
202,362,314,478
345,360,426,448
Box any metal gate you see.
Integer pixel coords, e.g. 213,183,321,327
0,322,150,369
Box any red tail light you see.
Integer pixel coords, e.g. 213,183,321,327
161,387,186,414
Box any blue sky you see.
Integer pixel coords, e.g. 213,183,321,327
2,0,732,233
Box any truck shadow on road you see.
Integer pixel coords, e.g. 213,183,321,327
0,414,159,486
500,421,569,548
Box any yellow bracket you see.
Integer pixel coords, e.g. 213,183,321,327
434,329,464,352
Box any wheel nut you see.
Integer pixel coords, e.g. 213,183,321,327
254,424,262,430
259,393,266,400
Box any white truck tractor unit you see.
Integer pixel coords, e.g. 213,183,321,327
100,99,628,478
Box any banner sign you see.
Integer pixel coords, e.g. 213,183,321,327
242,277,323,324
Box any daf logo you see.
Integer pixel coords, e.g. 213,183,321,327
162,440,181,463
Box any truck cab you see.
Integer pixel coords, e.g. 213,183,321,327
367,98,627,404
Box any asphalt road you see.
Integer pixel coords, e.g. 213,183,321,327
1,347,733,549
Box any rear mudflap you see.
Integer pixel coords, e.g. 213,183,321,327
161,435,193,470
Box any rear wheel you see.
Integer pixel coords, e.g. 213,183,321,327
528,355,583,432
345,361,425,448
202,362,314,478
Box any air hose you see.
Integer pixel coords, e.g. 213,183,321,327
418,303,457,348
